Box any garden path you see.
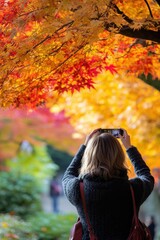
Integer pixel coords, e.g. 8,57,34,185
41,193,77,214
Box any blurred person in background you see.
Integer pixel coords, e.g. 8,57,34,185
49,176,62,214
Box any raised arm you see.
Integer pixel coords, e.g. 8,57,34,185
62,129,100,204
119,129,154,203
62,144,86,204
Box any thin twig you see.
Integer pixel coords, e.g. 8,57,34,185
144,0,153,18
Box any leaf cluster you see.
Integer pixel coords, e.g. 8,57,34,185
0,0,160,107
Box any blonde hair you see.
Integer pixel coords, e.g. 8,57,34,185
79,133,128,179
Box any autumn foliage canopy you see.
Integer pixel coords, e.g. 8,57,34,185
0,0,160,107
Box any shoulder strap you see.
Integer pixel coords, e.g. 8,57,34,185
130,184,139,225
80,182,94,234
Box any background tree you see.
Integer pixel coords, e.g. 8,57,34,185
50,71,160,172
6,142,58,181
0,107,81,163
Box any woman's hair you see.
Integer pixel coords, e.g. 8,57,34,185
79,132,128,179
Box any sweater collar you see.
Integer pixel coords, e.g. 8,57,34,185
79,169,128,182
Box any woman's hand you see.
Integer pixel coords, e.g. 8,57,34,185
84,128,101,146
119,129,132,150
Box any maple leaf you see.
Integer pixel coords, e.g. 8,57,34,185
105,64,117,74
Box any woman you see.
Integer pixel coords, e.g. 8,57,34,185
62,129,154,240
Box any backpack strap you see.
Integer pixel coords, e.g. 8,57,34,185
80,182,96,236
129,184,139,225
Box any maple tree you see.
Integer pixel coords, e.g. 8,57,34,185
0,0,160,107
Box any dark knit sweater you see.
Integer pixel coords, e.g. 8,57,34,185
62,145,154,240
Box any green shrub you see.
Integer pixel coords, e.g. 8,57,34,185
28,212,77,240
0,171,42,219
6,145,58,181
0,212,77,240
0,214,38,240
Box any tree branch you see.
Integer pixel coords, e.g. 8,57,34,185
18,6,49,17
104,22,160,43
119,26,160,43
143,0,153,18
110,3,133,24
104,2,160,43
